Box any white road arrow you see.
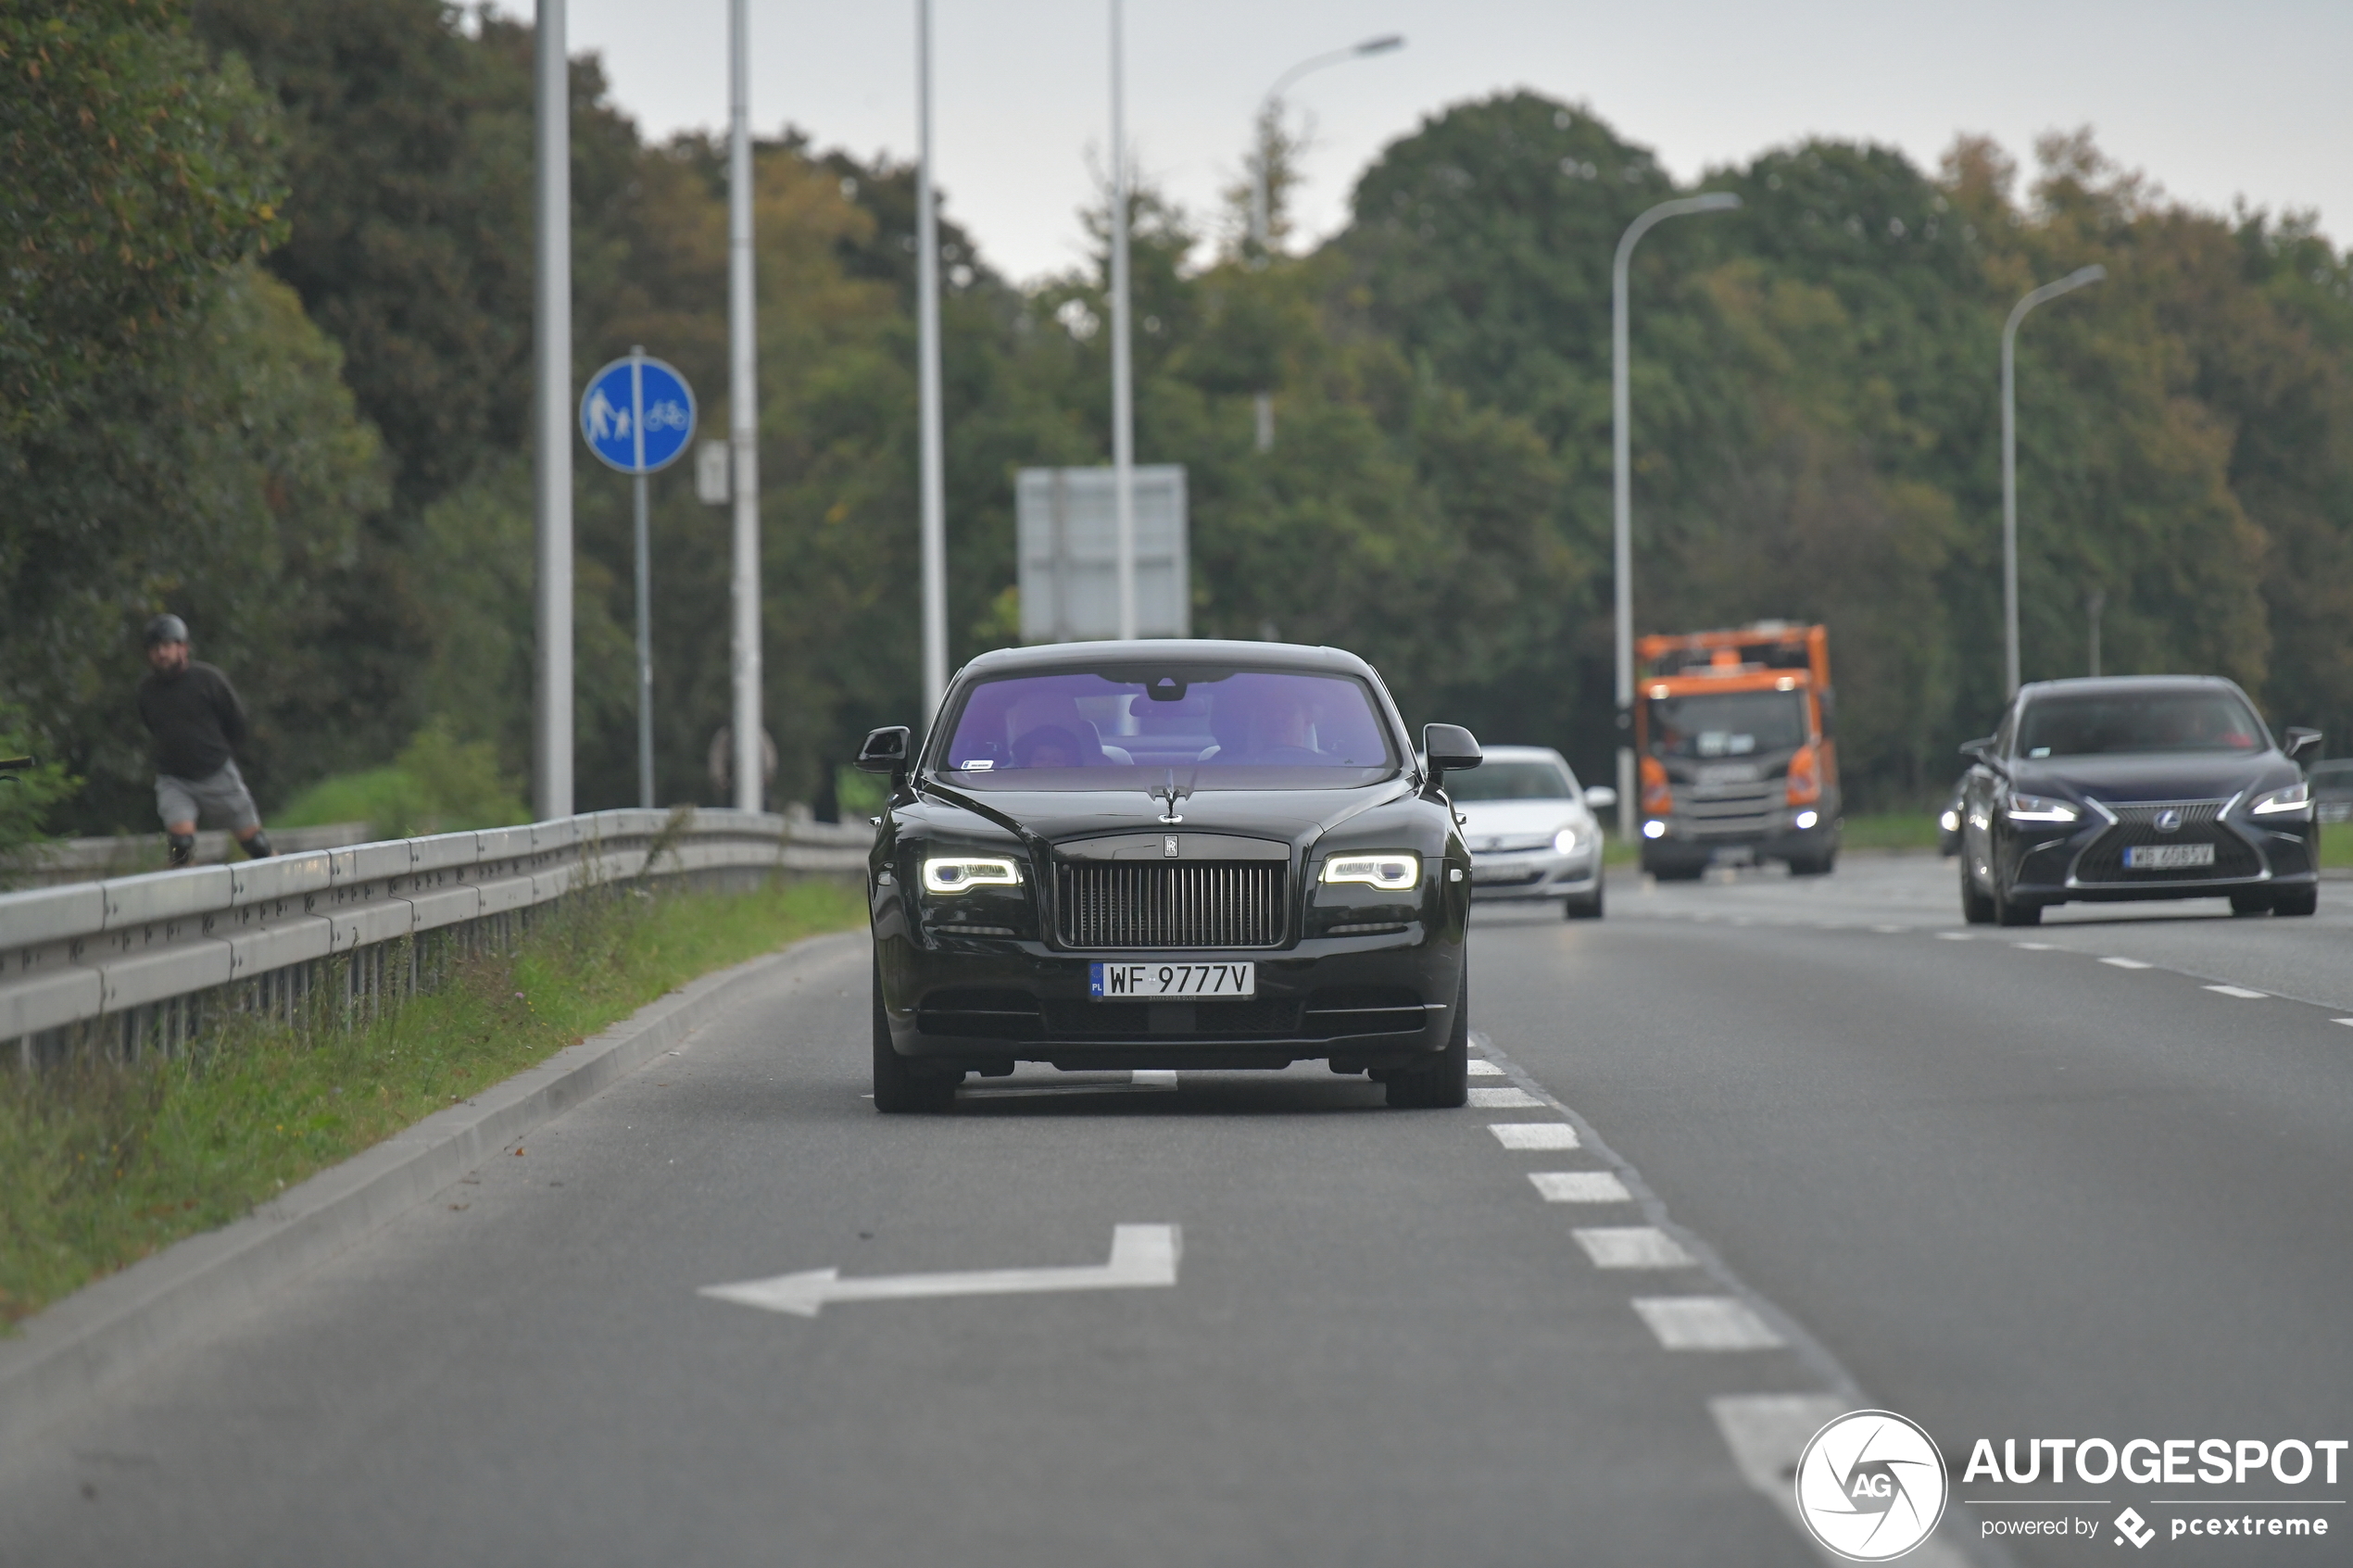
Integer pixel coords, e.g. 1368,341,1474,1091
698,1223,1181,1319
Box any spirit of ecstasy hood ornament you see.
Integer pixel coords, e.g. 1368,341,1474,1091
1150,769,1192,825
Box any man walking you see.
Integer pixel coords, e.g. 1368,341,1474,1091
136,615,272,866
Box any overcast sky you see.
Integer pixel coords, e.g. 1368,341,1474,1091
493,0,2351,285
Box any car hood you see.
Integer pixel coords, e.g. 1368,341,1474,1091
2007,751,2296,805
910,777,1416,856
1453,799,1588,841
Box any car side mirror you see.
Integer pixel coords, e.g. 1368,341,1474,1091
2284,726,2322,761
857,726,912,789
1423,723,1481,782
1583,785,1618,811
1958,736,1993,765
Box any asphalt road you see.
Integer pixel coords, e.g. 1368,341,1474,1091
6,855,2348,1566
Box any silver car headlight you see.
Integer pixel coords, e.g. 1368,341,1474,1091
1553,825,1581,855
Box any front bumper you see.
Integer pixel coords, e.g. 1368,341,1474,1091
1640,806,1832,866
877,926,1462,1073
2000,816,2319,903
1468,847,1600,902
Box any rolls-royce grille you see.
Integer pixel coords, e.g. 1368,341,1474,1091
1055,862,1285,949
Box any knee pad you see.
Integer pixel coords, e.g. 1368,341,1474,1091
242,831,273,859
167,833,196,868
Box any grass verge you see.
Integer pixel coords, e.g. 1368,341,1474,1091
0,876,862,1329
2323,821,2352,867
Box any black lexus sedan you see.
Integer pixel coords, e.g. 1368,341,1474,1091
1957,675,2322,926
855,640,1479,1112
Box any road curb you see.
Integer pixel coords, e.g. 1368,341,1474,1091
0,926,865,1459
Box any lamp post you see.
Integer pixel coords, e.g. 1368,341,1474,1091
1246,34,1403,452
726,0,762,810
1108,0,1137,640
2002,264,2105,696
532,0,572,821
1611,192,1740,843
915,0,947,719
2086,586,2106,678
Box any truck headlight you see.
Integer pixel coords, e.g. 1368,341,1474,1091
922,856,1021,894
1321,853,1421,891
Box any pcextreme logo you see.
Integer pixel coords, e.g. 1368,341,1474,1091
1795,1410,1951,1561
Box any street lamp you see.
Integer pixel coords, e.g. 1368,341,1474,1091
1611,192,1740,843
2002,264,2105,696
1109,0,1136,640
915,0,947,720
726,0,763,811
1246,34,1403,452
532,0,572,821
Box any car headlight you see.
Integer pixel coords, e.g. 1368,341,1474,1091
1321,853,1421,891
2005,794,2080,824
922,856,1021,894
2251,782,2312,818
1553,826,1581,855
1938,809,1960,833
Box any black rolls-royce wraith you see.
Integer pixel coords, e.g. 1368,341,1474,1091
857,640,1481,1112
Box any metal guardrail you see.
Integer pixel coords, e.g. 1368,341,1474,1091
0,809,872,1068
0,822,381,888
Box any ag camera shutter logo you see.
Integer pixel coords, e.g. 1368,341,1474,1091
1794,1410,1949,1561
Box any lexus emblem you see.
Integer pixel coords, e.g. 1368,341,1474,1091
2154,809,2183,834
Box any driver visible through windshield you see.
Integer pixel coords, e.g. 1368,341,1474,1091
935,667,1397,789
2015,690,2267,758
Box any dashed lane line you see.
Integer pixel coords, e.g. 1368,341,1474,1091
1468,1085,1545,1108
1489,1123,1580,1150
2013,941,2056,949
1573,1226,1696,1269
1529,1171,1632,1203
2100,956,2154,969
1466,1059,1507,1075
1631,1296,1785,1350
1713,1397,1977,1568
2204,985,2269,999
2336,1020,2353,1029
1936,931,1971,941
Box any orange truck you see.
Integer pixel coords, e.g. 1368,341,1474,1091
1633,621,1841,879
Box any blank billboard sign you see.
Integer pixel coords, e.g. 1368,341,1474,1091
1015,465,1189,643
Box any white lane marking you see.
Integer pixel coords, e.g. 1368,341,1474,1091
1631,1296,1784,1350
2013,941,2055,950
1131,1070,1178,1086
2100,956,2154,969
699,1224,1179,1319
1573,1226,1695,1268
1469,1086,1544,1108
1934,931,1970,941
1466,1059,1507,1076
1490,1123,1580,1150
1710,1399,1979,1568
1871,924,1906,934
1529,1171,1631,1202
2202,985,2267,999
2335,1020,2353,1029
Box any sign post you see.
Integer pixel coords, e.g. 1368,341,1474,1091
581,349,696,809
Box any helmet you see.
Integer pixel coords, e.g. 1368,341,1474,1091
144,613,189,647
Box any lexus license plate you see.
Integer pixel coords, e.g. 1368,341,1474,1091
1090,961,1255,998
2124,842,2215,871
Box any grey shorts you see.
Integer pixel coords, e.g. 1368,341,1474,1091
156,761,260,834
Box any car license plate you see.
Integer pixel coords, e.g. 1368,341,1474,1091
2124,842,2215,870
1089,961,1255,998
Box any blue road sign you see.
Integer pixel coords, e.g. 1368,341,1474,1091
580,352,696,474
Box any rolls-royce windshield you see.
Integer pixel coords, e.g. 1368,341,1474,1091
933,666,1397,788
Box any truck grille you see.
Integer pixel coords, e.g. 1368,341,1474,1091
1055,862,1285,949
1681,780,1776,837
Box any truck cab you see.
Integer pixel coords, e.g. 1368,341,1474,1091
1633,622,1841,879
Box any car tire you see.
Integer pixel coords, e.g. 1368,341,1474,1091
2230,892,2274,917
1960,859,1996,925
872,958,958,1114
1565,884,1604,920
1788,849,1836,877
1992,871,2042,927
2273,886,2319,918
1643,855,1704,882
1388,966,1469,1109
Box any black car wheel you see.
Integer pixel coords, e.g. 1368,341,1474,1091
1564,884,1604,920
1992,866,2043,926
872,957,958,1114
1787,848,1836,877
1388,966,1469,1109
1960,858,1996,925
2274,886,2319,918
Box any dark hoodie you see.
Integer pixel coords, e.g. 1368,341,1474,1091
136,660,248,779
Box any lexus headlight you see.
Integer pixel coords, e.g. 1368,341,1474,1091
1938,809,1960,833
2005,794,2080,824
1321,853,1421,891
922,856,1021,894
1553,826,1581,855
2251,782,2312,818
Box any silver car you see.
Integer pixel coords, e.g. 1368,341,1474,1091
1449,746,1615,919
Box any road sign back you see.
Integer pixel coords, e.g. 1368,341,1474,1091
580,352,696,474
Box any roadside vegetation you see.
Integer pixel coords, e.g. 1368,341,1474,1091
0,876,861,1329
